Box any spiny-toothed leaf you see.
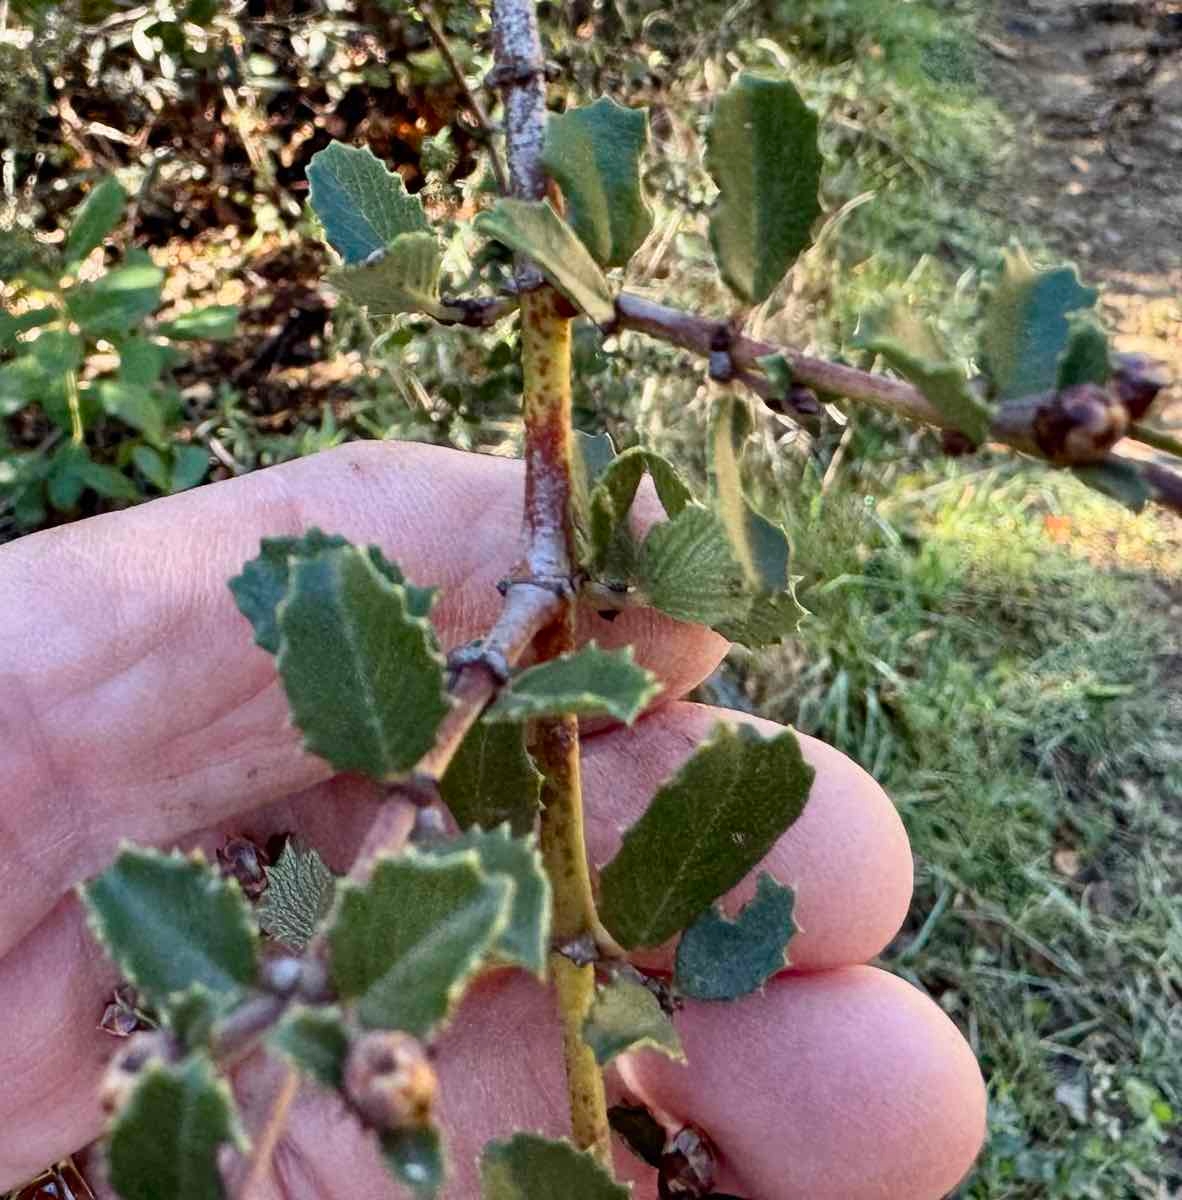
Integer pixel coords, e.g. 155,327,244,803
706,73,822,305
381,1126,445,1199
65,259,164,338
256,841,337,953
440,722,543,836
329,232,449,318
307,142,430,264
162,985,219,1051
588,446,694,568
95,379,167,445
637,505,749,626
64,175,127,266
270,1005,350,1091
422,826,551,977
107,1053,243,1200
230,530,434,655
869,339,992,446
276,545,449,780
81,846,258,1009
473,200,615,326
0,307,55,351
329,849,511,1036
488,644,660,725
598,723,813,949
157,305,240,341
979,247,1099,400
715,584,806,649
583,975,684,1066
541,97,653,268
608,1104,666,1168
1073,461,1152,512
481,1133,630,1200
674,873,797,1000
1057,317,1111,390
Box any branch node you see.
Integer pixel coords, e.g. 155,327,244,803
496,573,578,601
447,639,513,685
554,932,599,967
707,326,736,384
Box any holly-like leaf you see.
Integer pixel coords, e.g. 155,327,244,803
157,305,240,341
583,975,684,1066
329,232,449,318
381,1127,445,1199
276,544,449,780
64,175,127,267
82,846,258,1009
706,73,822,305
608,1104,666,1168
307,142,429,264
979,247,1099,399
329,849,511,1035
1057,317,1111,390
473,200,615,326
107,1053,243,1200
423,826,551,977
588,446,693,568
95,379,167,444
1073,461,1152,512
440,722,543,836
598,723,814,949
637,505,749,626
716,585,806,649
488,644,660,725
256,841,337,953
270,1005,350,1091
162,985,219,1051
674,873,797,1000
541,97,653,268
481,1134,630,1200
870,340,992,446
66,259,164,338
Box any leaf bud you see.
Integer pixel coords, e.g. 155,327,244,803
217,836,270,900
344,1030,437,1132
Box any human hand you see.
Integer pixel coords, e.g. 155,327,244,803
0,441,984,1198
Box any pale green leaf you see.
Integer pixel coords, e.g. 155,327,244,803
65,176,127,266
256,841,337,953
381,1126,445,1199
329,849,511,1035
66,260,164,337
1056,317,1111,390
598,723,814,948
95,379,167,444
583,975,684,1066
157,305,240,341
674,873,797,1000
270,1005,350,1091
440,722,543,836
706,73,822,304
118,336,169,388
474,200,615,326
542,97,653,267
31,327,84,374
329,232,447,318
870,338,992,446
481,1134,629,1200
588,446,693,568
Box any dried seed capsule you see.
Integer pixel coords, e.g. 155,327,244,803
343,1031,437,1132
658,1124,717,1199
98,985,147,1038
99,1031,177,1116
217,836,270,900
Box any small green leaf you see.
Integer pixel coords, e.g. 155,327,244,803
276,544,449,779
715,586,806,649
107,1053,243,1200
474,200,615,325
979,247,1099,399
31,327,84,374
637,505,749,626
329,849,511,1036
47,443,87,510
256,841,337,953
381,1126,445,1199
270,1005,350,1091
588,446,693,568
674,873,797,1000
170,443,211,492
82,846,258,1009
583,975,684,1066
157,305,240,341
1073,461,1152,512
118,336,169,388
869,339,992,446
76,456,141,501
706,73,822,305
307,142,429,264
608,1104,666,1168
481,1134,629,1200
64,176,127,266
0,307,55,351
0,355,51,417
598,723,813,949
162,985,219,1051
542,97,653,268
329,232,448,318
1056,317,1111,390
66,259,165,338
488,644,660,725
440,722,543,836
95,379,167,444
756,352,793,395
132,445,170,491
423,826,551,977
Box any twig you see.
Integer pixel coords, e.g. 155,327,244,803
239,1066,300,1199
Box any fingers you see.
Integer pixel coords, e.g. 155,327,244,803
0,441,725,958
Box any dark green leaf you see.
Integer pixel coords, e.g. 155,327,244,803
0,307,55,351
276,544,449,779
1073,461,1152,512
31,327,83,374
541,98,652,268
473,200,615,325
118,337,169,388
481,1133,629,1200
307,142,429,264
381,1126,445,1198
64,176,127,266
440,722,543,836
674,873,797,1000
598,723,814,948
608,1104,666,1168
95,379,167,444
132,445,171,491
329,849,511,1035
47,443,87,510
329,232,447,318
488,644,659,725
1056,317,1111,390
706,73,822,305
256,841,336,953
170,443,211,492
270,1005,350,1091
66,260,164,338
0,355,50,417
81,846,258,1009
107,1053,242,1200
979,247,1098,399
75,457,141,501
583,975,683,1066
715,585,806,649
157,306,240,341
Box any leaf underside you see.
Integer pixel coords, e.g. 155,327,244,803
582,975,684,1065
256,841,337,953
